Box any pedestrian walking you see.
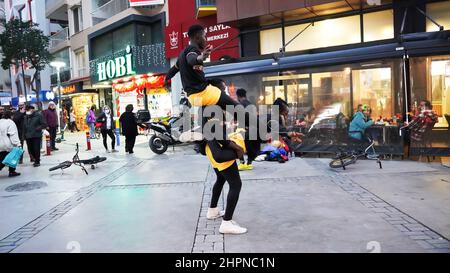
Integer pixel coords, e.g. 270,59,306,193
43,101,59,151
96,106,117,153
119,104,143,154
0,111,21,177
69,108,80,132
24,105,46,167
86,105,96,139
12,103,26,164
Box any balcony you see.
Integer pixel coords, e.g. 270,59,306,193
91,0,129,26
196,0,216,18
49,27,69,50
46,0,68,21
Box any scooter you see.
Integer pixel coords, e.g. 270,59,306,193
145,116,185,154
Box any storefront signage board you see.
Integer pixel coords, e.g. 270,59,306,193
129,0,164,7
165,0,239,61
97,45,136,82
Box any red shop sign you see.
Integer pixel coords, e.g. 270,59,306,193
165,17,240,61
129,0,164,7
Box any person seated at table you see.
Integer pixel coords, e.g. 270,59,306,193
349,104,374,141
401,100,438,143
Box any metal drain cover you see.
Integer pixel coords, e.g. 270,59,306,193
5,181,48,192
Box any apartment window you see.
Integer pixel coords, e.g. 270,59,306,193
75,50,86,77
426,1,450,32
73,6,83,34
363,10,394,42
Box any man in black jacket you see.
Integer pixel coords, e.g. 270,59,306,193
23,105,47,167
119,104,144,154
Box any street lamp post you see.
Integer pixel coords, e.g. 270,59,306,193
50,61,66,135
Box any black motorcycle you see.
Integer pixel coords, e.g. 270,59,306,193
146,116,186,154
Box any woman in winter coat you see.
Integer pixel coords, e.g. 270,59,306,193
0,111,21,177
96,106,117,153
86,105,97,139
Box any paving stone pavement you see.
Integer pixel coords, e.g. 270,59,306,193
1,139,449,253
0,159,143,253
192,167,225,253
306,158,450,253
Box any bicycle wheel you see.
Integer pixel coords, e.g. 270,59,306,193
49,161,72,172
329,156,357,169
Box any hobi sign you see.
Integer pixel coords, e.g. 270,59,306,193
96,45,135,82
90,44,169,84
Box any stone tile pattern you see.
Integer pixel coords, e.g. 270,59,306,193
311,159,450,253
192,167,225,253
0,160,143,253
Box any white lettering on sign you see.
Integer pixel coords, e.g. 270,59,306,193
97,45,135,82
207,32,229,42
182,24,232,39
207,24,231,33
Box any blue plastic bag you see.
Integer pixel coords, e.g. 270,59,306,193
2,147,24,169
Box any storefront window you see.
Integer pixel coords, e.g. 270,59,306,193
72,93,99,130
430,59,450,127
363,10,394,42
410,55,450,155
113,24,135,52
259,28,282,56
260,15,360,54
312,71,351,117
352,67,393,120
426,0,450,32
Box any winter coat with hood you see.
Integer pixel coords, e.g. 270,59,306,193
43,108,58,128
0,119,21,152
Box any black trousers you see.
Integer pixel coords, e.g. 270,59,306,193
101,129,115,150
49,127,57,148
0,151,15,173
69,122,79,132
243,139,260,164
206,139,242,221
210,162,242,221
125,134,136,153
26,137,41,164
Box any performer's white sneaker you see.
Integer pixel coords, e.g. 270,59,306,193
206,207,225,219
219,220,247,234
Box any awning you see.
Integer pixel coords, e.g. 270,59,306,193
205,31,450,77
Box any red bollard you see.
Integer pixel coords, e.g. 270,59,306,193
45,135,52,155
86,131,91,150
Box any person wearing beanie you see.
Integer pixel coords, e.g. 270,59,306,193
43,101,59,151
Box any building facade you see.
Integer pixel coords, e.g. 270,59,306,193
44,0,169,130
204,0,450,157
4,0,53,105
0,0,12,105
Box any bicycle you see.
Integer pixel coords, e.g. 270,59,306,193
329,134,383,170
49,143,107,174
